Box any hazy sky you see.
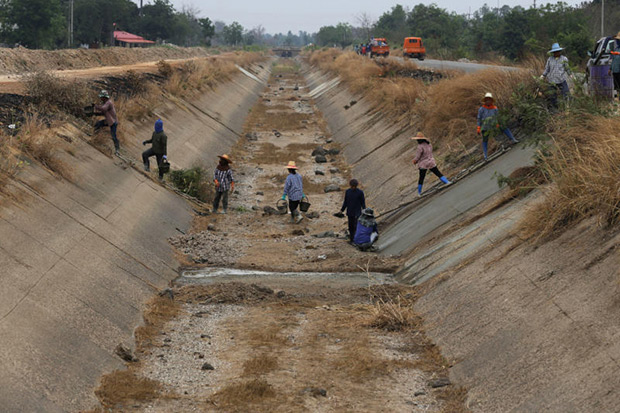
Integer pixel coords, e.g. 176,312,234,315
139,0,586,34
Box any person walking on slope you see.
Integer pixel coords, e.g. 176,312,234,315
477,92,519,160
282,161,305,224
412,132,451,196
353,208,379,251
213,154,234,214
339,179,366,243
94,90,120,155
541,43,571,107
609,32,620,102
142,119,168,180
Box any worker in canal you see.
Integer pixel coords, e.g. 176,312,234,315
609,32,620,102
541,42,571,107
93,90,120,156
213,154,235,214
141,119,168,181
339,178,366,243
282,161,305,224
477,92,518,161
353,208,379,251
412,132,451,196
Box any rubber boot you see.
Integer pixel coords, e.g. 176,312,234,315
503,128,519,143
482,141,488,160
143,162,150,172
417,184,423,197
440,176,452,185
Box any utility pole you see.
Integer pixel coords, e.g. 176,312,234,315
70,0,74,47
601,0,605,37
140,0,143,17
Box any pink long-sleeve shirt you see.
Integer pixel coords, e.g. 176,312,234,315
413,142,437,170
95,99,118,126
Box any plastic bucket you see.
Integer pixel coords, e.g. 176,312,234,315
276,199,288,214
299,197,311,212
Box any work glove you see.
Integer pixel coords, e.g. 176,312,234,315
334,211,345,218
476,126,481,135
231,182,235,191
142,140,147,145
162,155,167,161
281,195,286,200
214,179,220,188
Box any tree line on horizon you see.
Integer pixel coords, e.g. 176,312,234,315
0,0,616,63
317,1,618,63
0,0,312,49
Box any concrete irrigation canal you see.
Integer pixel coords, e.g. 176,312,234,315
0,53,618,413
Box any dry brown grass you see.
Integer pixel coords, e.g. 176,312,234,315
134,294,181,351
420,68,533,149
367,294,419,332
24,71,94,117
242,354,279,376
95,369,169,407
520,114,620,240
247,101,313,131
163,52,265,98
17,115,73,179
209,379,275,410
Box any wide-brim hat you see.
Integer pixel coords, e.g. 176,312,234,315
286,161,298,169
362,207,375,217
614,31,620,40
549,43,564,53
411,131,430,142
483,92,494,101
218,154,232,163
99,89,110,99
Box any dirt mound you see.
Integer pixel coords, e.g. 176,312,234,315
0,46,211,75
169,231,251,266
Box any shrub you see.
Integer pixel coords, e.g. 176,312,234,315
168,167,212,202
24,72,93,118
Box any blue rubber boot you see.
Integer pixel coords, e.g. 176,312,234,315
503,128,519,143
417,184,423,196
482,141,488,160
440,176,452,185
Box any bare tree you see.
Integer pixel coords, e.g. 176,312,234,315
356,12,375,41
249,25,266,45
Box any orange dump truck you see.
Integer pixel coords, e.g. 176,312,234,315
369,37,390,57
403,37,426,60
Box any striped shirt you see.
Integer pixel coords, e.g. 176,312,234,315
543,56,570,84
283,173,304,201
214,168,234,192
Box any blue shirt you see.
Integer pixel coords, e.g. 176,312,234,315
354,220,378,245
477,105,498,131
283,173,304,201
341,188,366,217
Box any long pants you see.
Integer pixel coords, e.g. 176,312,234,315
95,120,119,150
347,215,360,242
142,148,164,178
213,190,229,211
418,167,443,186
289,200,300,217
548,81,570,107
613,72,620,97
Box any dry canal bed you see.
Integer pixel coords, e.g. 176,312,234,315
90,60,468,412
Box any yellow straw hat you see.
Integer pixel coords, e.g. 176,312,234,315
286,161,298,169
410,132,430,142
218,154,232,163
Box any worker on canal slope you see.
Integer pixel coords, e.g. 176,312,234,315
353,208,379,251
412,132,451,196
477,92,518,161
141,119,168,181
339,179,366,243
213,154,234,214
282,161,305,224
541,42,571,107
93,90,120,156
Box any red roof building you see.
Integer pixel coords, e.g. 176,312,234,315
113,30,155,47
